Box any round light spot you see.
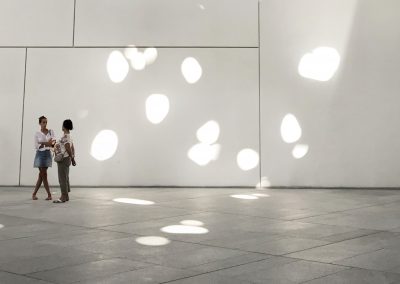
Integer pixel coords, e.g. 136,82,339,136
181,57,202,84
130,51,146,71
0,224,4,229
113,198,155,205
188,143,221,166
144,48,158,65
91,130,118,161
124,47,139,59
281,114,302,143
237,148,259,171
107,50,129,83
136,236,170,246
231,194,259,200
209,144,221,161
180,220,204,227
146,94,170,124
161,225,208,234
298,47,340,81
196,120,220,145
292,144,309,159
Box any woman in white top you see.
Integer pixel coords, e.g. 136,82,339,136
33,116,56,200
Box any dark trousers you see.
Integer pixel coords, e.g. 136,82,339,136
57,157,71,195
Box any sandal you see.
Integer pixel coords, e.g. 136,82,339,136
32,195,38,200
45,196,52,201
53,199,65,203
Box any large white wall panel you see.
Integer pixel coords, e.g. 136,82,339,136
260,0,400,187
0,49,25,185
20,48,259,186
75,0,258,47
0,0,74,46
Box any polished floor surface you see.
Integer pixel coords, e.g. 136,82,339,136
1,187,400,283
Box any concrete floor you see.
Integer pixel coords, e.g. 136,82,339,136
1,187,400,283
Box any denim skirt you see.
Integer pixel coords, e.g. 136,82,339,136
34,150,52,168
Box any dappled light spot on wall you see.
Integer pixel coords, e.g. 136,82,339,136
181,57,202,84
196,120,220,145
281,114,302,143
136,236,170,246
188,143,221,166
161,225,208,234
180,220,204,227
298,47,340,81
0,224,4,229
209,144,221,161
231,194,258,200
129,51,146,71
256,176,271,189
91,130,118,161
198,4,205,10
188,120,221,166
107,50,129,83
124,46,138,59
146,94,170,124
292,144,309,159
237,148,259,171
113,198,155,205
144,48,158,65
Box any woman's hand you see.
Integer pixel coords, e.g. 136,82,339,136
41,141,54,147
71,158,77,166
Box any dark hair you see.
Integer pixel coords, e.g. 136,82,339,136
39,116,47,124
63,119,73,130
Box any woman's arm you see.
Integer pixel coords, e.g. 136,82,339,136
40,141,54,147
34,133,41,150
65,143,76,166
35,132,54,149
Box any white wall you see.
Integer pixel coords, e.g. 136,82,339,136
1,0,400,187
260,0,400,187
0,49,25,185
75,0,258,47
20,48,259,186
0,0,74,46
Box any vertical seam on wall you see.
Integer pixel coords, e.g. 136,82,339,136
18,48,28,186
72,0,77,47
257,0,262,185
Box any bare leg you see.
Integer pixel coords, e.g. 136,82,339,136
32,171,42,200
40,168,52,200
